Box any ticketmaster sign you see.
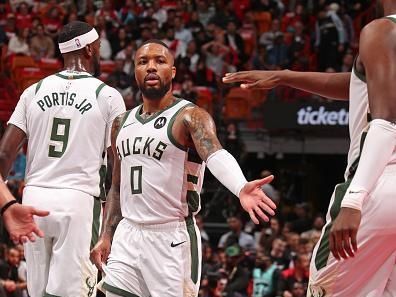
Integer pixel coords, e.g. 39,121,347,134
263,101,349,133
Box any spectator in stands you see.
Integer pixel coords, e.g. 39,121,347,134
15,2,32,30
162,26,186,58
252,44,270,70
95,0,120,28
259,217,283,250
4,13,16,40
290,203,311,233
269,237,290,270
107,57,133,98
7,28,29,57
42,6,63,39
118,0,137,26
180,40,200,73
224,20,246,69
30,24,55,60
223,245,250,297
196,214,210,243
0,247,26,297
174,16,193,45
340,51,354,72
152,0,167,28
6,149,25,181
202,40,232,77
276,253,309,297
260,170,280,204
288,21,311,70
114,43,134,75
252,250,279,297
135,26,153,47
210,2,238,29
218,215,256,252
259,18,282,48
314,4,346,71
186,11,205,39
285,232,300,260
0,2,11,27
110,26,130,59
267,31,289,69
301,214,324,245
180,77,198,104
197,1,215,27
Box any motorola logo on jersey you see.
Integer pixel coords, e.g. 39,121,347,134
154,117,167,129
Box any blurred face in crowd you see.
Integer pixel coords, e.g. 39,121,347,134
270,218,280,233
227,216,242,233
227,21,237,34
115,58,125,71
271,19,280,32
296,254,310,272
272,238,287,255
37,25,45,37
19,3,29,15
187,40,197,54
8,248,20,267
174,17,182,30
287,232,300,251
313,216,325,230
134,43,175,100
256,251,272,269
292,282,306,297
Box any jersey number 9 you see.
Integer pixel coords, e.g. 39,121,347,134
48,117,71,158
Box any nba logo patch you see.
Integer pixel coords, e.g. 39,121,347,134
75,38,81,48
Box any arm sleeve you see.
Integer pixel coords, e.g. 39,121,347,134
341,119,396,210
98,85,126,148
8,90,28,134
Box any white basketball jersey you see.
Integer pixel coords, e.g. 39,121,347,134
344,62,369,179
116,99,205,224
8,70,126,197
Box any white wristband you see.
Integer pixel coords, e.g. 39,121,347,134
340,187,368,211
206,149,248,198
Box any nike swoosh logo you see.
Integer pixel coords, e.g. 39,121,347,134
170,241,186,247
123,122,136,128
349,190,364,194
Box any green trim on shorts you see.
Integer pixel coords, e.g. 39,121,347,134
90,198,101,250
102,282,141,297
185,215,199,284
43,292,62,297
314,132,367,270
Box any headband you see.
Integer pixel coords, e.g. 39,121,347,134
58,28,99,54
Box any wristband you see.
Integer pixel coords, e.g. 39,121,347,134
0,200,18,216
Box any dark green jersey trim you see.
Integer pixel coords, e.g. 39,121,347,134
35,79,43,95
314,131,367,270
187,190,200,213
102,282,141,297
55,73,92,80
117,110,132,137
90,198,101,250
96,82,106,99
385,16,396,24
43,292,62,297
167,102,195,151
135,98,181,124
187,149,203,164
353,57,366,83
185,215,199,284
187,174,198,185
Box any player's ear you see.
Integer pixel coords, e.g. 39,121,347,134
85,43,94,58
172,66,176,79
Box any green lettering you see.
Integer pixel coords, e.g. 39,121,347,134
153,141,167,161
37,100,45,111
52,93,59,106
143,137,154,156
133,137,142,154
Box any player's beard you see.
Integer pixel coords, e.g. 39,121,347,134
93,56,101,77
140,79,171,101
376,0,384,18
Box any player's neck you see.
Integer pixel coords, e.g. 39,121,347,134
142,91,175,114
62,55,93,75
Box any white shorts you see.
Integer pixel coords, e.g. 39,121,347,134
22,186,101,297
308,164,396,297
103,217,202,297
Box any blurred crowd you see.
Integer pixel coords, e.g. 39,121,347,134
0,0,375,296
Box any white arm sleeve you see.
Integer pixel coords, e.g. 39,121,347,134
342,119,396,211
98,85,126,149
206,149,248,198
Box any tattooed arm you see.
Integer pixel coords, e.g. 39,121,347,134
90,114,123,270
182,106,276,223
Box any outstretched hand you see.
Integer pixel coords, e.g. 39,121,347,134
222,71,281,90
90,235,112,272
239,175,276,224
3,203,49,244
329,207,361,260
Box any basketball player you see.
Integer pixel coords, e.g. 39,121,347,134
90,39,277,297
223,1,396,295
0,21,125,297
0,178,49,243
